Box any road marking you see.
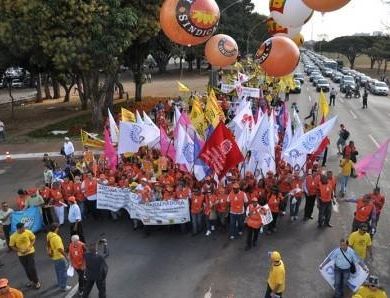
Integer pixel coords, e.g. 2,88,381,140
349,110,357,119
309,95,312,102
368,134,380,148
65,283,79,298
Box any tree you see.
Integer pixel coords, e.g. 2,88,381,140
150,31,175,73
320,36,374,69
216,0,268,56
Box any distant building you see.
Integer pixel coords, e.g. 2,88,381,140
372,31,384,37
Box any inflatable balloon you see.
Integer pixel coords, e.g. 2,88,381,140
302,0,350,12
160,0,220,46
256,36,300,77
291,33,304,47
266,17,301,38
205,34,238,67
270,0,313,28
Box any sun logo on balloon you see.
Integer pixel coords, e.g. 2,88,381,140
191,10,218,26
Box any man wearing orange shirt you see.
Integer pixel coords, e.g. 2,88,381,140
303,169,317,221
289,173,303,221
370,187,385,228
227,183,248,240
267,185,282,234
61,177,74,203
82,172,98,219
317,175,334,228
351,194,376,232
204,190,218,236
73,176,86,218
190,189,204,236
216,186,229,230
69,235,86,296
51,182,66,225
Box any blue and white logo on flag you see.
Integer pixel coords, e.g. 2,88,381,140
11,207,43,233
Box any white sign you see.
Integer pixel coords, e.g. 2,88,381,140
239,87,261,99
319,252,369,292
97,184,190,225
220,84,235,93
260,204,273,225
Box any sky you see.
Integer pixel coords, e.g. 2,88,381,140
254,0,390,40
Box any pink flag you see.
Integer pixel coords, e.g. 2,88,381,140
160,127,176,161
173,112,195,140
104,128,118,171
355,139,390,178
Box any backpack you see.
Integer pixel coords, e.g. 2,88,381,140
342,130,350,140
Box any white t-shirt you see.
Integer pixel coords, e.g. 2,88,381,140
64,141,75,156
0,208,13,225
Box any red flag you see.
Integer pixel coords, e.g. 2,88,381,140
310,116,329,159
199,121,244,179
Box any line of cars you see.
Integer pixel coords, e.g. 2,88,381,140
0,67,31,89
298,51,389,96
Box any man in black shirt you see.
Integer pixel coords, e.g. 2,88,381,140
83,242,108,298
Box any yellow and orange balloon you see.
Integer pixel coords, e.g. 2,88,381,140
266,17,301,39
160,0,220,46
302,0,350,12
256,36,300,77
292,33,304,47
269,0,313,28
205,34,238,67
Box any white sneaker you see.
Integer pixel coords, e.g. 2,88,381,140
282,211,286,216
205,230,211,236
62,285,72,291
211,225,215,231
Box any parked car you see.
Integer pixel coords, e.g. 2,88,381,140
313,75,324,86
11,78,23,88
332,72,343,83
290,79,301,94
369,81,389,96
293,73,304,84
316,79,330,92
309,72,321,82
322,68,333,77
340,76,356,92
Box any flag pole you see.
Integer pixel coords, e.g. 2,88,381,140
375,172,381,188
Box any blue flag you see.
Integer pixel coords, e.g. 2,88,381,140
193,134,211,181
11,207,43,233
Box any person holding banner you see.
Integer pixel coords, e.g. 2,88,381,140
320,239,365,298
244,197,263,251
9,223,40,289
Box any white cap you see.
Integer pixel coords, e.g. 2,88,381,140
71,235,79,242
64,137,70,141
141,178,147,182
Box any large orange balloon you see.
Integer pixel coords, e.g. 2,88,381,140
160,0,220,46
256,36,300,77
205,34,238,67
302,0,350,12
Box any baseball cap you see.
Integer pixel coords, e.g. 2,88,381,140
0,278,8,288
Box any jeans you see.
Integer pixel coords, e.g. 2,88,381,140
289,197,302,217
334,266,350,298
329,95,335,106
2,224,10,248
229,213,244,237
217,212,228,228
318,201,332,226
268,212,279,231
54,258,68,289
191,213,203,234
340,175,349,194
246,226,260,248
78,201,86,219
19,253,39,284
205,218,215,231
304,195,316,219
83,279,106,298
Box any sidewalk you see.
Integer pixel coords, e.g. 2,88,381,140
0,149,102,161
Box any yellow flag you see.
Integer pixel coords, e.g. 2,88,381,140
319,90,329,118
190,97,207,137
205,89,225,127
80,130,105,148
121,107,135,122
177,81,190,92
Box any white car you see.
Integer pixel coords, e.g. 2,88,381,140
370,81,389,96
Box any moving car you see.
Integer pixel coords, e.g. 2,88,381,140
313,75,324,87
316,79,330,92
369,81,389,96
11,79,23,88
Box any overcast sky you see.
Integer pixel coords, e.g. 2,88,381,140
254,0,390,40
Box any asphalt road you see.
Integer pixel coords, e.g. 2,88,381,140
1,68,390,298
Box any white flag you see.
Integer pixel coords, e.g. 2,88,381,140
232,101,254,131
282,112,292,153
236,122,252,156
250,114,275,174
108,108,119,143
283,116,338,171
136,110,144,124
174,106,181,127
118,121,160,154
175,125,195,172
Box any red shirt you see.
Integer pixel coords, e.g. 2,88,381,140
69,241,86,270
191,194,204,214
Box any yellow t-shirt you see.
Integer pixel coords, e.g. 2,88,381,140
9,229,36,256
348,231,372,260
47,231,65,260
354,286,388,298
267,261,286,293
340,159,354,176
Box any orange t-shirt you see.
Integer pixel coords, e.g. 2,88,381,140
228,191,247,214
16,195,27,210
191,194,204,214
268,194,281,213
73,182,84,201
216,193,229,213
69,241,86,270
61,181,74,200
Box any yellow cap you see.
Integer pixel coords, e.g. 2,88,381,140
271,251,281,262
